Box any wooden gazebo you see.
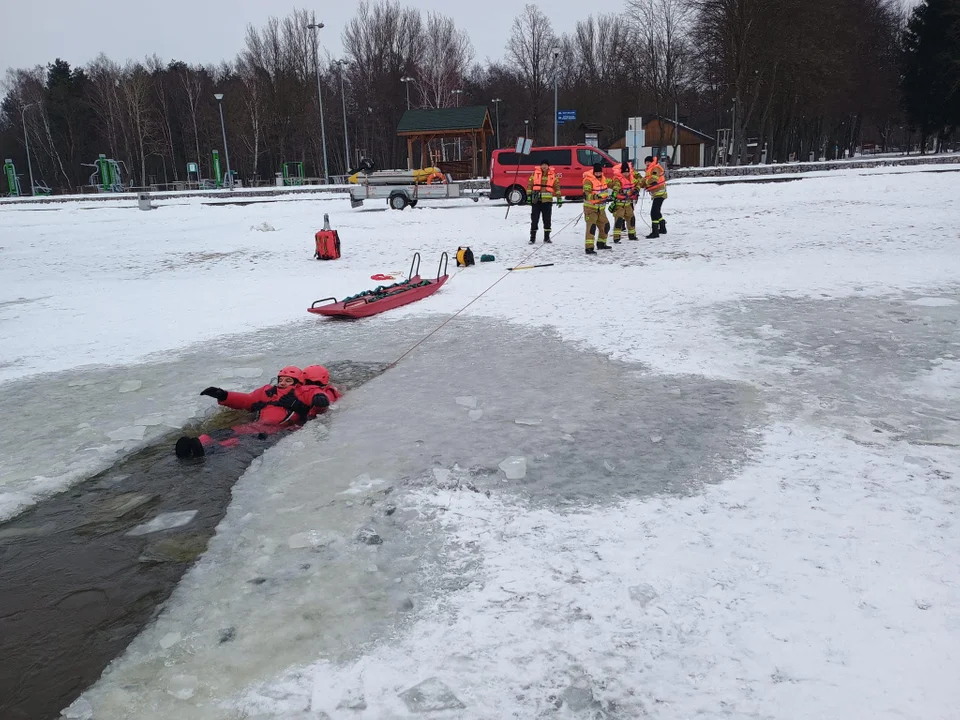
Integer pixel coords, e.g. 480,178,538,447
397,106,495,179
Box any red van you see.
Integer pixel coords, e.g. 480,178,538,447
489,145,622,204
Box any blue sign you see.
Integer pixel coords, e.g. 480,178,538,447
556,110,577,123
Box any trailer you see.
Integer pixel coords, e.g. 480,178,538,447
347,170,480,210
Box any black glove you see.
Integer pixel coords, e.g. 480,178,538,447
531,191,542,204
277,392,300,409
201,387,228,401
311,394,331,409
250,401,267,412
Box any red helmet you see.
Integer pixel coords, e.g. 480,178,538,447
303,365,330,385
277,366,304,383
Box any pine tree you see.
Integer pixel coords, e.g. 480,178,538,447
901,0,960,152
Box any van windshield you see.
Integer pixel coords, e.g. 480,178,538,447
577,149,613,167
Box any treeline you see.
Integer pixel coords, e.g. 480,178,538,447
0,0,956,192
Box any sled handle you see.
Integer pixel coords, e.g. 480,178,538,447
310,297,338,308
408,252,421,280
436,251,448,280
343,295,372,308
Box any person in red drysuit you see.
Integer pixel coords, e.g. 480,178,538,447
175,365,332,458
299,365,342,419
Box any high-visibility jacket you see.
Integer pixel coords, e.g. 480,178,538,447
527,167,560,201
582,171,610,206
643,159,667,198
611,166,639,203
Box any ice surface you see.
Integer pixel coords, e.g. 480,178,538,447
498,456,527,480
1,167,956,719
126,510,198,536
628,583,659,607
166,674,198,700
455,396,477,408
908,297,957,307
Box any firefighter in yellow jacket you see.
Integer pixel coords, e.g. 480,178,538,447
610,161,640,243
527,160,562,244
582,163,612,254
642,155,668,238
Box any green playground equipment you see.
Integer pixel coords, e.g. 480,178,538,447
212,149,223,188
3,158,21,197
85,154,125,192
282,161,305,186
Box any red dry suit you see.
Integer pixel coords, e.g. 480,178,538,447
299,384,342,420
198,384,306,449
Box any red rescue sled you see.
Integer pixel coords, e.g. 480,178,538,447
309,252,448,319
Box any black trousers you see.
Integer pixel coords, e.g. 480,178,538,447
650,197,665,223
530,202,553,238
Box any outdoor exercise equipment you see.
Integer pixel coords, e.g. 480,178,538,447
283,162,305,186
85,154,125,192
3,158,21,196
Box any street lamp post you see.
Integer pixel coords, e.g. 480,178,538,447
491,98,502,148
400,76,414,110
306,19,330,184
213,93,233,189
21,103,35,197
552,46,560,146
451,89,464,160
336,60,351,172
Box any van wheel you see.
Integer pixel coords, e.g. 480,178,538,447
506,186,526,206
389,193,408,210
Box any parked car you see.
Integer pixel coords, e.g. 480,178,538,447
490,145,622,204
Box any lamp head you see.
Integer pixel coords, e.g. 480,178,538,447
214,93,224,101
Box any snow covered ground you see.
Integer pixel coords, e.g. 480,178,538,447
2,164,960,718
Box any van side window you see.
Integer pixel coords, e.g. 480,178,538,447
497,152,519,165
577,149,612,167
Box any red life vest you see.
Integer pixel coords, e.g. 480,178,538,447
529,167,558,200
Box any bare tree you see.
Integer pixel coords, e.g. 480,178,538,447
147,55,178,182
178,63,204,167
506,4,557,138
628,0,693,162
118,63,154,186
416,13,474,108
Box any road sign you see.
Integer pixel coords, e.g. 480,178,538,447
514,137,532,155
556,110,576,123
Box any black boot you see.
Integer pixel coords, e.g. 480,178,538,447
529,234,536,244
659,219,667,234
597,241,613,250
646,225,660,239
543,233,552,243
585,246,596,254
175,436,193,458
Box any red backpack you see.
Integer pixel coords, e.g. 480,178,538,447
314,214,341,260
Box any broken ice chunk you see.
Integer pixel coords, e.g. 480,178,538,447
432,468,452,484
126,510,198,537
357,528,383,545
166,674,198,700
498,456,526,480
337,687,367,710
399,677,465,712
904,456,932,467
118,380,142,393
650,434,663,443
603,461,616,472
515,418,542,426
629,583,658,607
468,409,483,421
287,531,333,549
455,396,477,408
61,696,93,719
159,631,181,650
107,426,147,442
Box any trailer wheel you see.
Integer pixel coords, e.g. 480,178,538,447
389,192,408,210
505,185,526,206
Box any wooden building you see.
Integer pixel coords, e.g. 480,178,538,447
396,107,495,179
610,116,715,167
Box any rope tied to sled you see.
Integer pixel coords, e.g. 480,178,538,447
387,211,581,369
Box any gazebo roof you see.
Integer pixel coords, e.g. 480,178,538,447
397,106,493,135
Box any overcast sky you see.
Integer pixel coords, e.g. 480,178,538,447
0,0,629,77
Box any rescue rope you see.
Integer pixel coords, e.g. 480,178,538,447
386,211,582,369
